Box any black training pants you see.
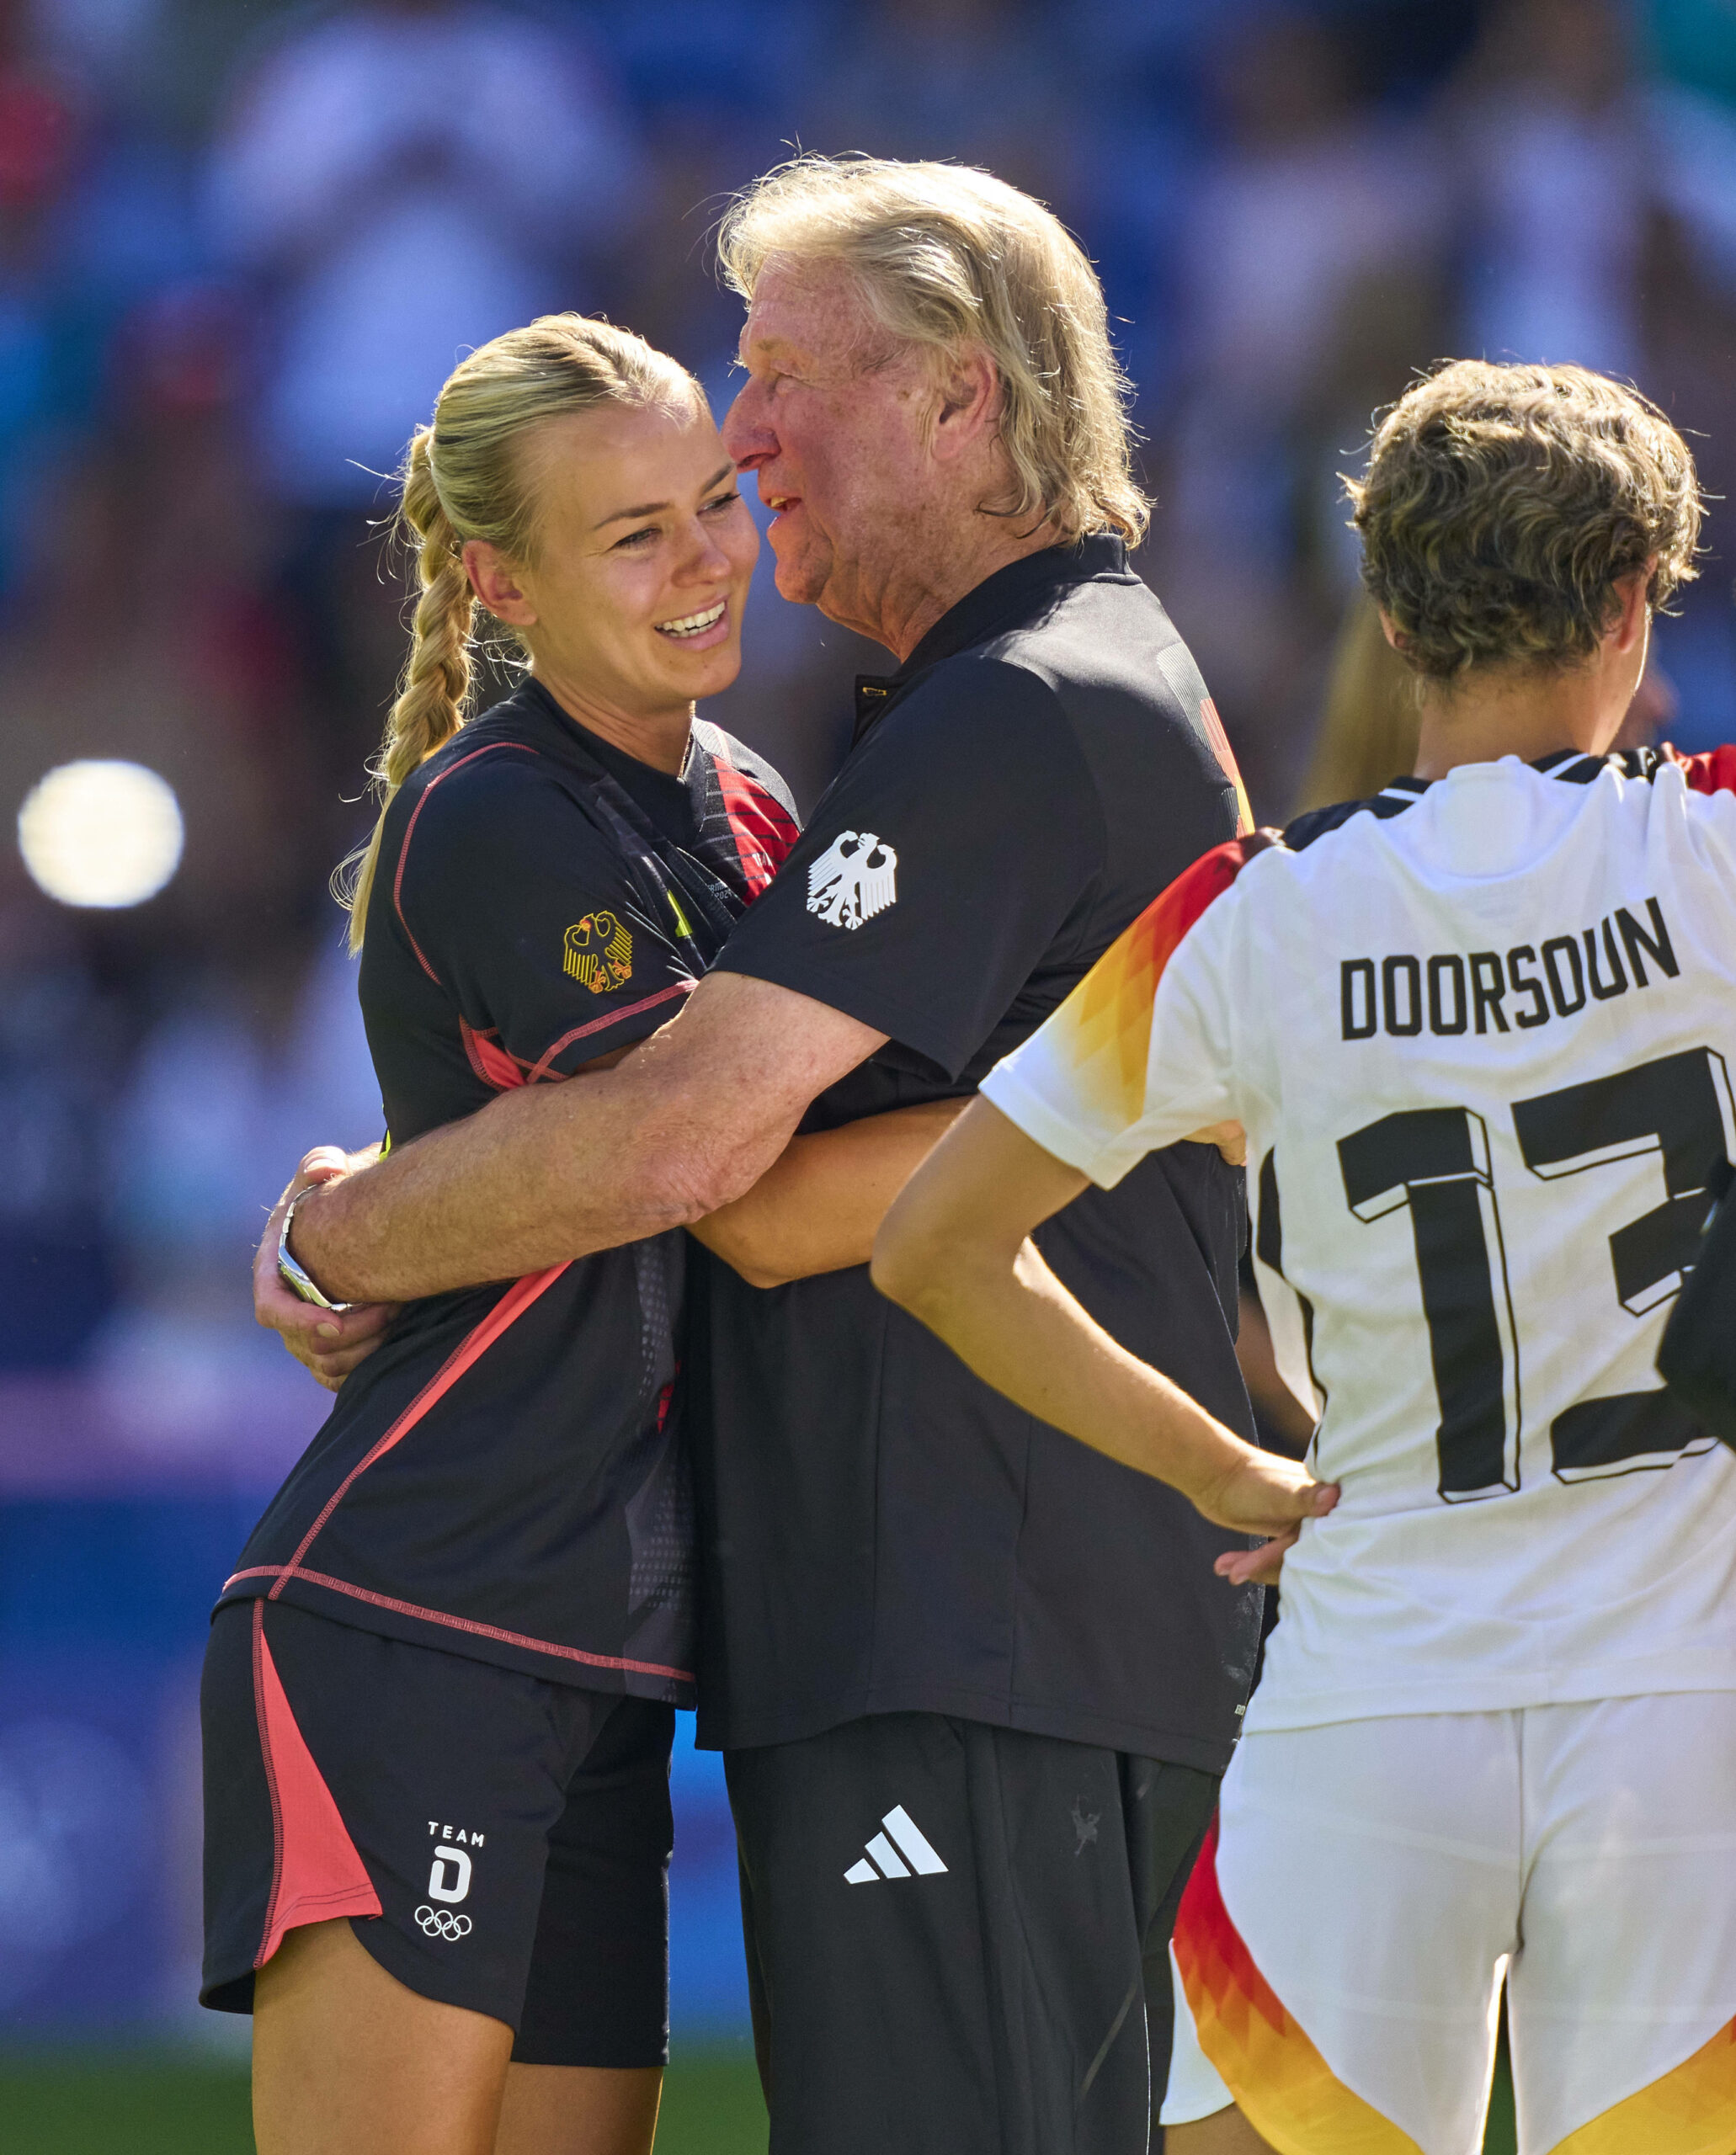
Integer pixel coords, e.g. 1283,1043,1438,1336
727,1712,1219,2155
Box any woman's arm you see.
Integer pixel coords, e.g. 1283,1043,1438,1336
689,1098,967,1288
871,1098,1336,1583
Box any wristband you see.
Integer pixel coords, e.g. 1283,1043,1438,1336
277,1184,352,1312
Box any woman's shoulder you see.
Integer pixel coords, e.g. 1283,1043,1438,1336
391,694,576,832
383,700,615,902
407,690,552,791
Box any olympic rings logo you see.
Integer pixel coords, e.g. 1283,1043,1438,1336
416,1905,472,1941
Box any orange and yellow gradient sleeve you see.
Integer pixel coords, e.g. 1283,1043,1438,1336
981,833,1271,1183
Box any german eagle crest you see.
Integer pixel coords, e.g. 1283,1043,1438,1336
806,831,898,930
564,910,634,993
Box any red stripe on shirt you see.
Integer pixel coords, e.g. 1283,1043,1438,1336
226,1567,695,1687
709,747,801,898
522,977,693,1083
460,1018,528,1091
391,742,539,985
269,1264,569,1590
460,976,692,1095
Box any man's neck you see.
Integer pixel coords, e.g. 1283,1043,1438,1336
850,520,1064,666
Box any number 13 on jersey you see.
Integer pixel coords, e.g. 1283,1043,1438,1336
1337,1047,1734,1498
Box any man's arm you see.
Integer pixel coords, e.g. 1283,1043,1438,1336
871,1099,1336,1583
259,1094,962,1385
286,973,887,1304
690,1097,967,1288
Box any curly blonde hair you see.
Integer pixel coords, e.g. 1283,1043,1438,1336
1346,359,1702,684
341,314,700,950
717,155,1148,545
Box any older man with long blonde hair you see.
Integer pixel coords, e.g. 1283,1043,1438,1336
260,157,1299,2152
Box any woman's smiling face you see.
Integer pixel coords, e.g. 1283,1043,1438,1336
468,396,759,727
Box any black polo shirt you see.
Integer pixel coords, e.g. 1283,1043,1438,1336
691,535,1265,1768
216,681,800,1703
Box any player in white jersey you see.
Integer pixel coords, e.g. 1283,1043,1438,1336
874,360,1736,2155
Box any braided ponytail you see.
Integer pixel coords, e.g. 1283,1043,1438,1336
340,428,477,948
338,313,701,950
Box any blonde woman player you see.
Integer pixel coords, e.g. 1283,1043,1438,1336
877,361,1736,2155
201,316,958,2155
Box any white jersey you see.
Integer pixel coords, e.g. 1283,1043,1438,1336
982,748,1736,1731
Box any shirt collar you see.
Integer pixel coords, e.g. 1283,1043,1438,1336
1379,748,1622,801
519,675,695,795
853,533,1131,742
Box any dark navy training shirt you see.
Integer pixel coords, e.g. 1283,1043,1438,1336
216,678,799,1704
693,535,1265,1764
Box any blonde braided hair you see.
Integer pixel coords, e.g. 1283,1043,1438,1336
341,313,701,950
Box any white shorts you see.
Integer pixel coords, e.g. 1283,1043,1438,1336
1160,1940,1233,2126
1171,1694,1736,2155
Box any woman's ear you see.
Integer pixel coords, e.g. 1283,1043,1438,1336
1377,608,1404,653
1611,560,1656,653
463,539,537,628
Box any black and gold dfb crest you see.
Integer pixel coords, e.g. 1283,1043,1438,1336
563,910,633,994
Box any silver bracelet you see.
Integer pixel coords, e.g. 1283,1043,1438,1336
277,1184,352,1312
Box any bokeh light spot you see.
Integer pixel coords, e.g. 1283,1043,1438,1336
18,760,184,908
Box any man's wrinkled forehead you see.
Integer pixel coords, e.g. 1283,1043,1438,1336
737,257,888,375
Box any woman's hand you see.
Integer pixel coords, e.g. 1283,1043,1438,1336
1215,1530,1302,1588
1200,1452,1338,1587
1191,1444,1337,1541
253,1147,399,1391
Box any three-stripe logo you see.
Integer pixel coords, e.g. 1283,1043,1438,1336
844,1804,949,1884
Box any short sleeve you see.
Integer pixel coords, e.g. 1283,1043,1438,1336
394,760,695,1081
713,657,1101,1078
981,842,1251,1187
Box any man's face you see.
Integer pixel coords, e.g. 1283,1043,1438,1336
722,260,935,641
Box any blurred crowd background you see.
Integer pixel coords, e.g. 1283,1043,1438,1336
2,0,1734,2046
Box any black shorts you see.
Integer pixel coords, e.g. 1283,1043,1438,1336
727,1711,1218,2155
200,1598,673,2066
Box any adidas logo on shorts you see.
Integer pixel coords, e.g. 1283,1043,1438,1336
844,1805,949,1883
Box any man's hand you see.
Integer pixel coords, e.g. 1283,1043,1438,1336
254,1147,398,1392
